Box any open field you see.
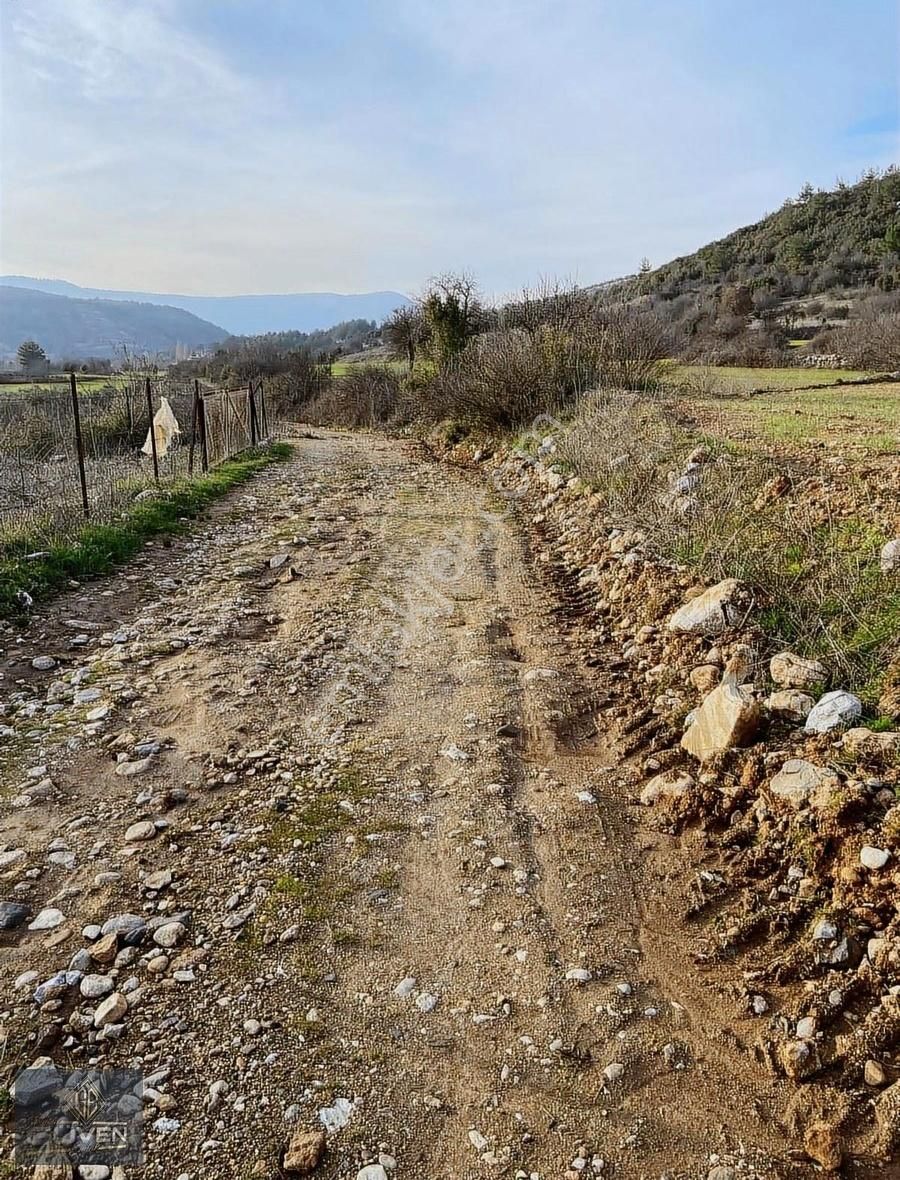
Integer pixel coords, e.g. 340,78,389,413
667,362,876,393
0,376,123,394
680,380,900,452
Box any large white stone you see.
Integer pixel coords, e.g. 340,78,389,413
667,579,744,636
860,845,890,870
769,759,839,808
804,690,863,734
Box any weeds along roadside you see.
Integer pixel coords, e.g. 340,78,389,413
0,442,292,618
554,389,898,709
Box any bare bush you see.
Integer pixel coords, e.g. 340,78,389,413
428,327,600,431
822,310,900,371
590,304,671,388
302,366,406,429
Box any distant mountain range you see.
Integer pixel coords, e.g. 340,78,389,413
0,285,226,361
1,275,411,337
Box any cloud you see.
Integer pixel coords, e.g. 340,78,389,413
1,0,897,295
9,0,243,106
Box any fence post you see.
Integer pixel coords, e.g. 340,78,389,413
259,378,269,440
188,379,200,475
69,372,90,518
197,390,209,472
248,378,259,446
145,376,160,484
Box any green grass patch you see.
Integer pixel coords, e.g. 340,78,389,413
669,364,875,392
0,442,292,617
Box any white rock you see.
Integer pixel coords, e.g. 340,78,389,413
393,977,416,999
78,1163,110,1179
153,921,187,948
29,907,64,931
440,744,469,762
769,759,839,808
415,992,438,1013
357,1168,389,1180
124,821,157,842
796,1017,816,1039
860,845,890,870
31,656,57,671
667,579,743,635
565,967,591,983
94,991,128,1027
116,757,154,778
603,1062,625,1082
81,974,114,999
318,1096,354,1133
880,539,900,573
804,690,863,734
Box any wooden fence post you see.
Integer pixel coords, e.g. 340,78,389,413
69,372,90,518
188,379,200,475
259,379,269,440
145,376,160,484
248,378,259,446
197,391,209,472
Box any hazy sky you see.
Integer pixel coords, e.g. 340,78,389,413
1,0,897,297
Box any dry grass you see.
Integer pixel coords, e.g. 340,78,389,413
558,390,899,702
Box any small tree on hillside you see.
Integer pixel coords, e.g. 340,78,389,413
422,273,482,365
17,340,48,374
384,304,427,371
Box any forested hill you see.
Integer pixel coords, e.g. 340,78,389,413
0,285,226,360
642,168,900,299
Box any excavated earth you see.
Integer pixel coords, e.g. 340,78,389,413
0,430,897,1180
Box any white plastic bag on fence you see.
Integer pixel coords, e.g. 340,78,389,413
142,397,181,459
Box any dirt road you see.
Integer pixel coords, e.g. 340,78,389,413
2,432,809,1179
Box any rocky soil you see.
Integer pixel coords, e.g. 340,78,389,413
1,430,898,1179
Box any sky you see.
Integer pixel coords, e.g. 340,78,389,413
1,0,898,298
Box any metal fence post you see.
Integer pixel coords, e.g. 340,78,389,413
69,372,90,518
145,376,160,484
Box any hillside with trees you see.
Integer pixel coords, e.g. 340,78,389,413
628,169,900,368
642,168,900,300
0,285,227,361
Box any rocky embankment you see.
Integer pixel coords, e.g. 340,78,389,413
438,432,900,1170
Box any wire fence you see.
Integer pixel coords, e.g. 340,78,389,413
0,373,272,551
